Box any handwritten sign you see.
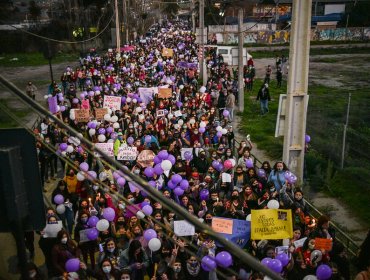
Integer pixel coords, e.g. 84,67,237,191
48,96,58,114
43,221,63,238
137,150,155,168
75,109,90,122
117,146,138,161
158,88,172,99
293,237,307,248
94,143,114,157
162,48,174,57
156,110,165,118
251,209,293,240
103,95,121,111
81,99,90,110
95,108,108,120
212,218,250,248
314,238,333,251
212,217,233,234
174,220,195,236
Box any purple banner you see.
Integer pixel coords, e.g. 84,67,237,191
48,96,58,114
177,61,197,69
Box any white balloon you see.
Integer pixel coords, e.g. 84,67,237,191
66,145,74,153
161,160,172,171
107,108,112,115
98,134,106,142
126,97,132,103
303,276,317,280
264,277,272,280
132,99,137,104
69,113,76,120
61,151,67,157
99,172,107,181
229,159,236,167
174,124,179,129
199,86,206,93
148,238,161,251
216,126,222,132
189,119,195,125
56,204,66,214
221,128,228,135
110,116,118,123
77,171,85,181
136,107,143,113
136,211,145,219
168,113,173,119
56,105,60,112
267,199,280,209
44,95,49,99
139,115,145,121
179,85,184,90
104,114,111,121
113,122,120,129
178,119,184,125
89,129,96,136
96,219,109,231
199,122,206,128
246,214,251,221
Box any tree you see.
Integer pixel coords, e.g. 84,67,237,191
29,0,41,21
340,1,370,27
162,0,180,18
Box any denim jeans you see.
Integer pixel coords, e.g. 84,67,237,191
260,99,269,115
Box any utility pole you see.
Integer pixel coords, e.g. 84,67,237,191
191,0,196,33
341,93,351,169
115,0,121,52
199,0,205,84
238,8,244,112
123,0,127,44
282,0,312,184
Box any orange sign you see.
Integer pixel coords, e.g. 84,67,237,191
95,108,108,120
137,150,155,168
158,88,172,99
162,48,174,57
314,238,333,251
211,217,233,234
75,109,90,122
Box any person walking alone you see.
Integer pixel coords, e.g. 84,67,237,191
225,91,236,122
256,83,271,115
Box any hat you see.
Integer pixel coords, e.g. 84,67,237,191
117,132,123,136
191,172,199,179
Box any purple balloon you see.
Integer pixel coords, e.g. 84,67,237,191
184,151,192,161
269,259,283,273
261,257,272,268
153,156,161,165
179,179,189,190
158,150,169,160
145,135,152,143
148,180,156,188
199,189,209,201
167,180,176,190
59,143,68,151
144,167,154,178
171,174,182,185
174,187,184,196
176,101,183,107
141,201,150,207
257,169,266,178
276,253,290,267
201,256,216,272
167,154,176,165
58,96,64,102
87,171,97,181
245,159,254,168
110,132,118,140
98,128,106,135
199,127,205,133
143,229,157,241
72,98,79,104
215,251,233,268
60,106,66,112
127,136,134,145
103,207,115,222
121,96,127,104
79,162,89,172
284,171,292,180
316,264,332,280
212,160,219,169
305,134,311,143
87,228,99,240
88,91,94,97
113,171,121,180
80,93,85,99
54,194,64,205
106,127,113,134
89,122,97,129
215,162,224,172
153,164,164,175
223,110,230,117
88,216,99,227
65,258,80,272
142,205,153,216
288,174,297,184
117,177,126,187
216,131,222,138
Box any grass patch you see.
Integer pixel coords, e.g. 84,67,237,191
0,52,78,67
0,100,28,128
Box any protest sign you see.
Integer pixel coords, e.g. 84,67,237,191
156,110,165,118
95,108,108,120
174,220,195,236
79,229,90,243
74,109,90,122
81,99,90,110
138,87,155,105
103,95,121,111
43,221,63,238
212,217,250,248
117,146,138,161
174,110,182,117
293,237,307,248
48,96,58,114
251,209,293,240
314,238,333,251
180,148,199,160
158,88,172,99
162,48,174,57
221,173,232,183
137,150,155,168
94,143,114,157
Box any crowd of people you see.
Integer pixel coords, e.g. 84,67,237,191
25,19,368,280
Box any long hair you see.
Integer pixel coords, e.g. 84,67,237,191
128,239,143,263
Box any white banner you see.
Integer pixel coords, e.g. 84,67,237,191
174,220,195,236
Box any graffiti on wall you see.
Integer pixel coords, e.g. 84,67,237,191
209,27,370,44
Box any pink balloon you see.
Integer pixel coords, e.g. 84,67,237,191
224,160,233,169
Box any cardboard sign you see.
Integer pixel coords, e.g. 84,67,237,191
95,108,108,120
137,150,155,168
212,217,233,234
156,110,165,118
212,217,250,248
103,95,121,111
293,237,307,248
48,96,58,114
79,229,90,243
174,220,195,236
117,146,138,161
162,48,174,57
43,221,63,238
94,143,114,157
74,109,90,122
158,88,172,99
314,238,333,251
251,209,293,240
81,99,90,110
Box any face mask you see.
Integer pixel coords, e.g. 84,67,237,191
270,188,276,192
134,169,140,174
231,195,239,200
29,271,37,278
308,243,315,250
173,267,181,273
206,218,212,224
190,262,198,268
119,203,126,210
103,266,112,273
226,152,232,156
107,247,115,253
128,198,135,203
61,237,68,244
81,217,88,223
